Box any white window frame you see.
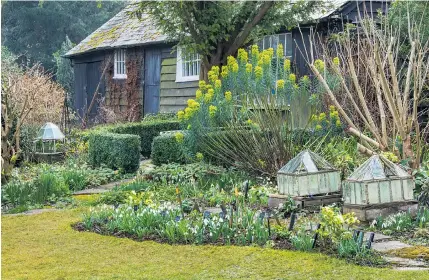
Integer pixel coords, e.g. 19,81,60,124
176,47,201,82
114,48,127,79
259,33,292,58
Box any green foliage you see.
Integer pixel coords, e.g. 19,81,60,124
82,202,271,246
388,0,429,55
88,132,141,173
337,238,385,266
371,207,429,233
132,1,325,71
97,189,128,206
108,120,180,157
2,167,70,208
1,180,34,207
150,133,185,165
1,1,125,71
318,206,359,244
177,46,327,176
53,36,74,96
413,163,429,206
290,231,314,252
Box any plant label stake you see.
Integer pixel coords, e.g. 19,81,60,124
267,210,271,236
366,232,375,249
229,204,234,228
176,187,185,219
288,212,296,231
353,230,361,241
203,211,211,219
357,231,364,248
312,224,321,249
243,180,249,201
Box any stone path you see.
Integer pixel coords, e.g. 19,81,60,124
369,233,429,270
4,208,60,216
73,159,154,195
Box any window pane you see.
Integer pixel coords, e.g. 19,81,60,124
272,35,279,50
285,33,292,57
263,36,270,49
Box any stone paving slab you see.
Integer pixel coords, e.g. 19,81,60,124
73,188,110,195
394,267,429,271
383,256,428,267
364,232,392,242
372,240,412,252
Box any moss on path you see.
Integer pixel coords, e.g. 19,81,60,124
2,209,428,279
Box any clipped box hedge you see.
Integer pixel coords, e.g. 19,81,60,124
107,120,180,157
88,132,141,173
151,133,185,165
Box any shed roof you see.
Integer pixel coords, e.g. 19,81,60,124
65,5,167,57
346,155,410,182
278,150,337,174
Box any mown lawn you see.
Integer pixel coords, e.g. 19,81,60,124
1,208,428,280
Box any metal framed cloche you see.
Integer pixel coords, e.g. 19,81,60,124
343,155,414,205
33,122,65,155
277,150,341,196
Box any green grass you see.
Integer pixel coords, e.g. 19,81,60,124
1,208,428,280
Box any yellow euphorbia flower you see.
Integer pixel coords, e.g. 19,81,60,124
318,112,326,121
329,105,336,112
289,73,296,83
314,59,325,72
333,57,340,66
224,91,232,101
195,89,202,100
196,152,204,161
251,45,259,56
205,89,214,102
221,66,229,78
227,56,237,68
315,124,322,131
276,79,285,89
284,59,291,71
336,119,342,128
237,48,248,62
209,105,217,117
199,80,206,90
301,75,309,83
232,62,239,73
245,63,252,73
254,66,263,79
276,44,284,57
215,79,222,89
175,132,184,143
177,110,184,120
262,53,271,65
211,65,220,76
